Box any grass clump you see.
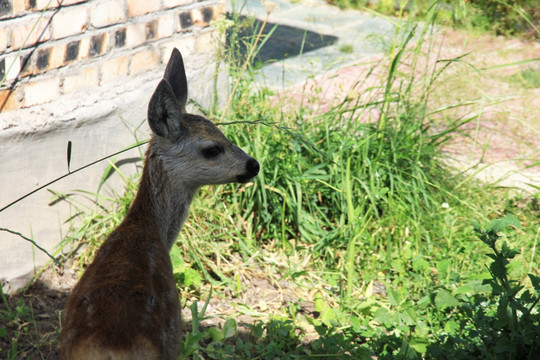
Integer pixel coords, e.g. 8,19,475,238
506,66,540,89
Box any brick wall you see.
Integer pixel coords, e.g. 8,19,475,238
0,0,225,112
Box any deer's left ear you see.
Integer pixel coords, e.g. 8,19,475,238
148,79,183,139
163,48,188,113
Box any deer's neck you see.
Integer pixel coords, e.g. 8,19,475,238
126,150,197,251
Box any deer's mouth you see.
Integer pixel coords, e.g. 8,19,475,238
236,159,260,183
236,174,256,183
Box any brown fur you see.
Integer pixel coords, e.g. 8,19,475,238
61,164,182,360
60,48,259,359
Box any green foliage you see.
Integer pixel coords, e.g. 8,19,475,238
329,0,540,38
0,287,30,359
469,0,539,37
507,66,540,89
465,215,540,359
171,246,203,289
0,286,53,359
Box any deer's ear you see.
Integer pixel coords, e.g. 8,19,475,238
148,79,183,139
163,48,188,113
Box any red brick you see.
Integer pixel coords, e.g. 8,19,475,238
0,27,9,53
2,54,22,82
125,22,146,48
11,14,51,49
160,35,195,63
78,37,91,60
12,0,26,13
163,0,194,8
51,5,88,40
22,76,60,107
196,29,218,54
19,52,35,78
90,0,126,28
89,32,110,57
126,0,160,17
49,43,66,69
101,55,129,83
0,87,21,112
63,66,99,94
157,13,175,39
31,0,87,10
28,0,53,10
130,47,160,75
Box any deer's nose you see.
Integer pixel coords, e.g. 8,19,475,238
247,158,260,177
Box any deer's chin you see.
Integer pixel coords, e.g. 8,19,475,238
236,174,256,183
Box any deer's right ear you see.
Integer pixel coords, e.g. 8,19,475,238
148,79,183,139
163,48,188,113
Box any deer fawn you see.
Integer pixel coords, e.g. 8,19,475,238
60,48,260,360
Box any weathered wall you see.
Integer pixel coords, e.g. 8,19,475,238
0,0,227,293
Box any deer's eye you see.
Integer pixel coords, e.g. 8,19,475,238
202,145,223,159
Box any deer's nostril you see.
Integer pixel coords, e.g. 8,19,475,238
247,159,260,176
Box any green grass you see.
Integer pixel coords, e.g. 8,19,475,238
327,0,540,39
339,43,354,54
2,0,538,359
506,66,540,89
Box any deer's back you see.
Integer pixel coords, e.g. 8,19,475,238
60,225,181,360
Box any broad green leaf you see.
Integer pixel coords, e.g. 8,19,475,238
410,338,429,354
374,307,393,327
489,256,508,278
444,319,458,333
501,241,520,259
170,246,186,275
437,259,451,277
207,327,224,342
404,306,419,323
184,269,202,288
488,214,521,233
399,308,416,326
222,318,237,339
456,284,474,294
412,256,429,272
388,287,401,306
528,273,540,291
494,338,516,354
415,320,429,337
397,339,418,359
320,307,338,327
435,289,460,309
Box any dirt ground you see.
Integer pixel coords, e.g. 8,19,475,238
1,27,539,359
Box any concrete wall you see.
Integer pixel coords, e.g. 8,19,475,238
0,0,227,293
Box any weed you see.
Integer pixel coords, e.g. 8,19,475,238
0,286,29,359
506,66,540,89
339,43,354,54
0,285,58,359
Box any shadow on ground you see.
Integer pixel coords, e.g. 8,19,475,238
1,280,67,359
3,274,539,359
227,15,338,65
